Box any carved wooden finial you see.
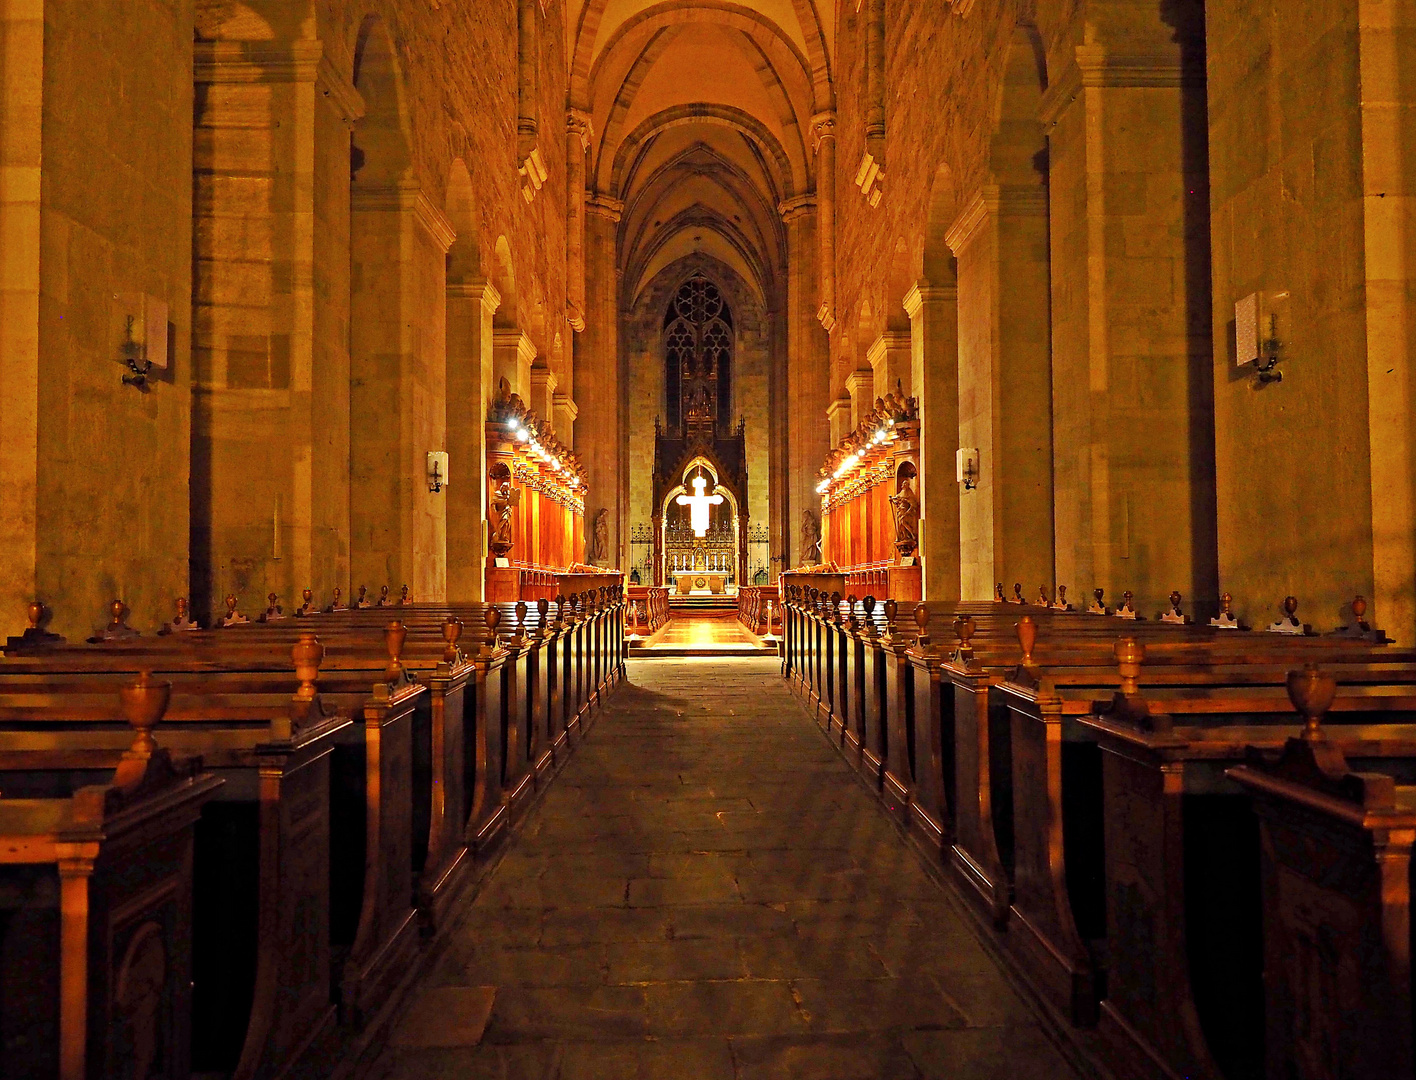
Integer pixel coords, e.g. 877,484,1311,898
1268,595,1304,635
1016,616,1037,666
26,601,42,630
1115,590,1137,620
1053,584,1070,611
913,603,930,646
115,670,171,790
882,598,897,633
1088,588,1107,615
485,605,502,633
1039,586,1050,606
384,620,407,682
995,583,1005,602
956,615,976,649
555,594,567,625
862,595,876,620
400,584,411,606
219,594,249,628
1014,583,1024,604
356,585,370,609
262,592,285,622
1114,637,1145,696
292,633,323,701
161,596,200,635
377,585,391,607
1288,664,1337,743
1353,595,1369,620
295,588,315,617
514,601,528,641
328,586,346,613
1284,595,1298,617
443,617,463,662
1221,592,1233,615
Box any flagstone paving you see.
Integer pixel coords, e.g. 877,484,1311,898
368,658,1085,1080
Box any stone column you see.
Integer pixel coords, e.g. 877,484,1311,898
905,283,961,601
811,112,837,329
581,195,623,567
0,0,42,636
1044,43,1215,618
192,40,362,622
565,110,592,334
845,369,875,430
947,185,1054,600
780,194,829,567
866,331,911,398
1361,8,1416,643
827,396,853,448
493,330,536,400
553,393,578,450
446,278,499,601
349,181,455,601
529,361,556,423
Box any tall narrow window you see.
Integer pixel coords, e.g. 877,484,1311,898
662,277,733,432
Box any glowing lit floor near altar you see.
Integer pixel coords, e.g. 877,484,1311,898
629,615,779,658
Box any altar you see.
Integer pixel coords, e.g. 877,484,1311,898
673,571,728,595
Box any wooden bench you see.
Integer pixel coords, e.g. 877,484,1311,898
0,673,222,1080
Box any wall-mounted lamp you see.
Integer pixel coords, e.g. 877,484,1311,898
1236,291,1287,386
427,451,449,494
957,448,980,491
111,293,168,391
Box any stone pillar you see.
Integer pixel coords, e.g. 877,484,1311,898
349,181,455,602
1361,6,1416,642
446,278,499,601
581,194,623,567
493,330,536,400
553,392,578,450
565,110,592,334
827,396,853,448
1044,43,1215,618
947,185,1054,601
0,0,42,636
866,331,911,399
845,369,875,430
812,112,837,329
781,194,830,568
191,40,362,623
905,283,961,602
528,360,556,424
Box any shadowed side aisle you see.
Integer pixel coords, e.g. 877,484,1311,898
368,659,1085,1080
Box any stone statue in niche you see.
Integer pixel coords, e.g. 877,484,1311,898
589,508,610,565
889,474,920,558
800,508,822,565
490,480,515,557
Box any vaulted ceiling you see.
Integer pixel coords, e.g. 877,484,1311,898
568,0,835,305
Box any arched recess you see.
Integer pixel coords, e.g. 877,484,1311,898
910,162,962,602
657,456,744,582
950,22,1054,602
349,15,447,601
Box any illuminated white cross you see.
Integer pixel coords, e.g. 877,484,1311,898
676,475,724,537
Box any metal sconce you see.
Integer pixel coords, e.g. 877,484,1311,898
957,447,980,492
112,293,168,392
427,451,449,494
1236,291,1287,386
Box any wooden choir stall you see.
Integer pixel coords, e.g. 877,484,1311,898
484,380,620,604
815,386,921,603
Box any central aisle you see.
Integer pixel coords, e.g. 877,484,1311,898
370,659,1082,1080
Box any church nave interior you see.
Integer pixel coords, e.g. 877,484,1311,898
1,0,1414,1078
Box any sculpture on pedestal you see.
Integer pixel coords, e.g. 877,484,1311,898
889,474,919,558
801,508,822,564
589,507,609,564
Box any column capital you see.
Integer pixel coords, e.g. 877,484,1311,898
778,194,817,223
447,277,503,316
586,193,624,222
1040,45,1201,126
902,282,957,318
944,184,1048,255
810,110,837,146
567,108,595,149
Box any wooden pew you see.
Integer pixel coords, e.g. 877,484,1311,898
0,673,222,1080
1229,668,1416,1080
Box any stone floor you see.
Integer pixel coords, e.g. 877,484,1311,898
368,658,1084,1080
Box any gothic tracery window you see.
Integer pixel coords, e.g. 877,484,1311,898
663,277,733,432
